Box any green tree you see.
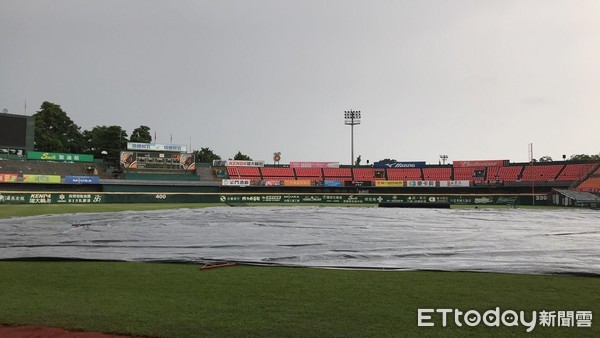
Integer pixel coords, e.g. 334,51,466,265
377,158,398,163
233,151,252,161
33,101,85,153
193,147,221,163
569,154,600,161
130,125,152,143
539,156,553,162
355,155,362,166
84,125,128,158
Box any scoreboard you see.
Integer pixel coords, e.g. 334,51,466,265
120,151,195,171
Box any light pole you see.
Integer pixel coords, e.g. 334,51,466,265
344,110,361,166
529,143,535,206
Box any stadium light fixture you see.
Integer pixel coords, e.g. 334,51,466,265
344,110,361,167
439,154,448,165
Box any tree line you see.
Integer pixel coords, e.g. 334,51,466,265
33,101,252,162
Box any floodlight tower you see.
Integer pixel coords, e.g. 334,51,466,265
344,110,361,167
440,154,448,165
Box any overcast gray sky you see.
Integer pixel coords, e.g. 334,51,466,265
1,0,599,164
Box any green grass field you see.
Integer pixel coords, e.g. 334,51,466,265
1,204,598,337
1,262,599,337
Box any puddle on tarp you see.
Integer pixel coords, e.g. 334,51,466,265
1,206,599,275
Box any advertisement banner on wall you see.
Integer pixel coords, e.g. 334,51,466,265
179,154,196,170
27,151,94,163
375,180,404,187
439,180,471,187
22,175,61,184
65,176,100,184
224,160,265,167
289,162,340,168
323,180,343,187
222,179,252,186
406,181,437,187
0,174,19,182
283,180,312,187
374,161,426,169
120,151,137,169
262,180,283,186
345,181,372,187
127,142,187,153
453,160,508,168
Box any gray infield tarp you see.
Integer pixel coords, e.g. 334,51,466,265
1,206,599,275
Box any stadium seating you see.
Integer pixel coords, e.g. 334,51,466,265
386,168,423,181
352,168,386,181
520,165,564,182
453,167,486,182
260,167,295,178
294,167,323,179
323,168,352,180
226,166,261,179
0,160,90,176
577,177,600,192
487,166,522,182
556,164,596,181
577,167,600,192
422,167,451,181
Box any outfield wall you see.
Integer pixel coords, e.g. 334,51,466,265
0,191,548,206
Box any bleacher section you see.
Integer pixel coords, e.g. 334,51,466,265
226,166,261,180
422,167,451,181
386,168,422,181
520,165,563,182
487,166,523,182
323,168,352,181
216,162,597,185
294,167,323,182
577,167,600,193
453,167,485,182
556,163,595,181
261,167,295,180
0,160,91,176
352,168,386,182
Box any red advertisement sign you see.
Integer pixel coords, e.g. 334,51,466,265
289,162,340,168
0,174,19,182
453,160,508,168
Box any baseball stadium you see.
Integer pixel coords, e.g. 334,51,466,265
1,111,600,337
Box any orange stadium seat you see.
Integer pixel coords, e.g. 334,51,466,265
422,168,451,181
577,177,600,192
386,168,423,181
226,166,261,179
352,168,386,181
487,166,522,182
520,165,563,182
453,167,486,182
556,164,595,181
577,166,600,192
323,168,352,180
294,167,323,179
260,167,294,177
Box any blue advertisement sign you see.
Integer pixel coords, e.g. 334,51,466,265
65,176,100,184
324,180,343,187
374,161,426,169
